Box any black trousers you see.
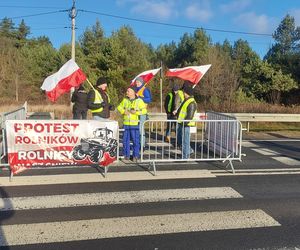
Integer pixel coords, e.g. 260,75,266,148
73,109,87,119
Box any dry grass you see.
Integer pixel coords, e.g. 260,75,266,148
229,102,300,114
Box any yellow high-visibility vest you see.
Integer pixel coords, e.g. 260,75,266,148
91,89,110,113
117,98,147,126
178,90,184,103
178,97,197,126
167,92,174,113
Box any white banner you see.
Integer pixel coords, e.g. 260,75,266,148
6,120,118,174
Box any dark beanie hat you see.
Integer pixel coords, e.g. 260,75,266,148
183,80,193,89
183,83,194,96
96,77,107,86
172,83,180,91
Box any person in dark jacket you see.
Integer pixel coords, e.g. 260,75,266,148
71,84,88,119
176,81,197,159
164,82,184,142
87,77,114,121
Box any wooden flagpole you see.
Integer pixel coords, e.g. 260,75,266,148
160,61,163,113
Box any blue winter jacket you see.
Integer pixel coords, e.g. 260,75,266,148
135,84,152,104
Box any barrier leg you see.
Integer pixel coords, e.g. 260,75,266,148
225,160,235,174
104,166,108,178
9,169,13,182
148,161,156,176
222,153,235,174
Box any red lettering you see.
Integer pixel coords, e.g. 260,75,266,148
34,123,44,133
15,136,22,144
14,123,22,133
70,123,79,132
53,124,61,133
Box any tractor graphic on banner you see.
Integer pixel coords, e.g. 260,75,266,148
72,127,117,164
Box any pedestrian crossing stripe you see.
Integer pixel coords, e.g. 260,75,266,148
0,169,216,186
0,187,242,211
0,209,281,246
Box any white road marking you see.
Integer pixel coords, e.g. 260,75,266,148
0,170,215,186
252,148,281,156
212,168,300,173
272,157,300,166
242,142,260,148
215,171,300,176
143,150,161,155
147,142,171,146
246,139,300,142
0,209,280,246
0,187,242,211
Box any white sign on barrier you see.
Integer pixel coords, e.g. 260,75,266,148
5,120,118,174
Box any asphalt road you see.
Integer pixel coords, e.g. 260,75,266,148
0,139,299,249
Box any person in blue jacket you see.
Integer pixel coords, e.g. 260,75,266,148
134,77,152,148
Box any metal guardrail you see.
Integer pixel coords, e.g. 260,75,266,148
226,113,300,132
148,112,300,132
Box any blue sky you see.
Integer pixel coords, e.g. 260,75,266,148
1,0,300,58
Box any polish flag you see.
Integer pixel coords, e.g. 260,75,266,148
41,59,87,102
130,67,161,86
166,64,211,84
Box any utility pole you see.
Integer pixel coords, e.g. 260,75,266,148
70,0,76,61
69,0,77,105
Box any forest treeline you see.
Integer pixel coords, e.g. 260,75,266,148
0,14,299,112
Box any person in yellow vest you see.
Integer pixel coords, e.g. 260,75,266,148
164,82,184,142
134,77,152,148
117,87,147,162
176,81,197,159
87,77,114,120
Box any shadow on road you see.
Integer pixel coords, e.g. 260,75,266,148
0,186,14,249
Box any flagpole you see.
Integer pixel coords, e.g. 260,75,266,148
160,61,163,113
69,0,77,107
86,78,96,91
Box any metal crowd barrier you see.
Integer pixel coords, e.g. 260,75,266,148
0,103,27,175
0,102,27,130
141,112,243,175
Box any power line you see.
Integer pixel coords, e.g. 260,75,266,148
0,5,65,10
78,9,273,37
0,10,68,21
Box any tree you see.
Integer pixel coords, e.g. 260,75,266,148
16,20,30,41
98,26,152,102
20,42,59,101
264,15,300,103
242,58,297,103
0,17,15,39
80,20,105,56
265,15,300,66
198,46,238,110
174,29,211,67
0,36,26,102
156,42,177,68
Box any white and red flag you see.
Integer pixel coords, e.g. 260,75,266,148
130,67,161,86
41,59,87,102
166,64,211,84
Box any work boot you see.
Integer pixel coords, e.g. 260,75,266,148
133,157,139,163
123,157,130,163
